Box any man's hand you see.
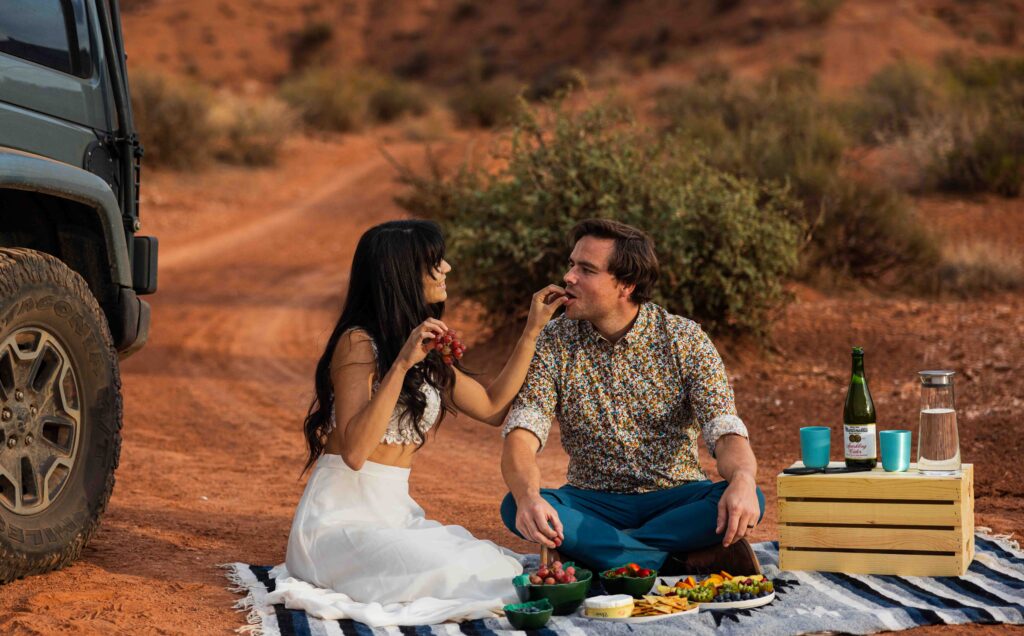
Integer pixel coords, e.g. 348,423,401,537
515,494,564,549
716,472,760,547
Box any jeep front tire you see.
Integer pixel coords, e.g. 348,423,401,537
0,248,121,583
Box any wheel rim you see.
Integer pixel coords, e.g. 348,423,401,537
0,327,81,515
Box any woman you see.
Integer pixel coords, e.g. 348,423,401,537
265,220,566,627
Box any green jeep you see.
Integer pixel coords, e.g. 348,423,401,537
0,0,156,582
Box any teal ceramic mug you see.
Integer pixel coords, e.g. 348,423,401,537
880,429,911,472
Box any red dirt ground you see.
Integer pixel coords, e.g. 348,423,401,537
0,129,1020,634
2,2,1022,633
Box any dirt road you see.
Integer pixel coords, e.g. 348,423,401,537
0,133,1020,635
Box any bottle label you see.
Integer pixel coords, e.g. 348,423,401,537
844,423,877,459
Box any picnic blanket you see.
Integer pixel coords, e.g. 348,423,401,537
223,530,1024,635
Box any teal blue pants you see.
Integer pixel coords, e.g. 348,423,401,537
500,480,765,571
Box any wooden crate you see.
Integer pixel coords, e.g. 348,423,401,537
777,462,974,576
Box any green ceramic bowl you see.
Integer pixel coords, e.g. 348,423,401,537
503,599,553,630
512,568,592,615
599,569,658,598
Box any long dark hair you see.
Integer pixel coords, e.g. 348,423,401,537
302,220,459,474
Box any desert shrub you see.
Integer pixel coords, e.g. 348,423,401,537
527,65,586,101
804,0,844,24
656,69,940,284
925,56,1024,196
934,240,1024,296
366,75,429,123
288,22,333,70
130,70,213,169
208,94,293,166
452,0,480,21
395,100,802,336
448,77,523,128
655,70,845,209
843,62,940,143
280,68,364,132
931,105,1024,197
807,180,940,283
280,68,427,131
939,54,1024,104
713,0,743,14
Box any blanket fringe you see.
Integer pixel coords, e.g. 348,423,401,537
977,526,1021,554
220,563,270,635
237,605,266,636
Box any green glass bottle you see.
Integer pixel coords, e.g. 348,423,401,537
843,346,877,469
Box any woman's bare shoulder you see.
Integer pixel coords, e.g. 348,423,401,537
333,328,377,368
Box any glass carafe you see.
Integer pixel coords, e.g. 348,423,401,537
917,370,961,475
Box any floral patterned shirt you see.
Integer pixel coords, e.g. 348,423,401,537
502,303,748,493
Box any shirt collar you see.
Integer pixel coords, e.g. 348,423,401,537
579,303,653,348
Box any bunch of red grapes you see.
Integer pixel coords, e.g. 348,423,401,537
528,561,577,585
430,330,465,365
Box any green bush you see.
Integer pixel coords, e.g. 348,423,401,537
448,77,523,128
396,100,802,336
130,70,213,169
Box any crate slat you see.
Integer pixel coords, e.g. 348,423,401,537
778,500,960,526
778,467,964,501
780,525,963,552
779,549,964,577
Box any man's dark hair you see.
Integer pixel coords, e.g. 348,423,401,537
569,218,659,305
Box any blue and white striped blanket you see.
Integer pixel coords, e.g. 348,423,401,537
223,532,1024,635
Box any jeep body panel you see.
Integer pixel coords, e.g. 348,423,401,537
0,102,98,172
0,148,129,287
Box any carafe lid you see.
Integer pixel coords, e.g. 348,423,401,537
919,370,955,386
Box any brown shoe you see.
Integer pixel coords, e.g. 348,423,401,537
674,538,761,576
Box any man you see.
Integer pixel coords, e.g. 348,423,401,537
500,218,765,575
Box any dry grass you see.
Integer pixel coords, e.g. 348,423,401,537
208,94,293,166
935,240,1024,296
131,70,213,170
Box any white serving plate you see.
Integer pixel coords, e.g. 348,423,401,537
695,591,775,610
654,576,776,610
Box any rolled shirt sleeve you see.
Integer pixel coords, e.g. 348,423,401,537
502,324,559,451
683,323,749,458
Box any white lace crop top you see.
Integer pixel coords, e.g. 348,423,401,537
325,330,441,445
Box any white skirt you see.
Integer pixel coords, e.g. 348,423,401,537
265,454,523,627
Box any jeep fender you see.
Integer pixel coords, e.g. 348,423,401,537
0,147,130,288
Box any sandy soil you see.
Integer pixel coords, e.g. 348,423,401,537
0,128,1020,634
